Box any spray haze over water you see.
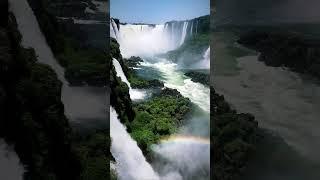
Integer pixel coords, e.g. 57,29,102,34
111,15,210,179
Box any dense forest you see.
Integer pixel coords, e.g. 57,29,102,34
1,1,109,179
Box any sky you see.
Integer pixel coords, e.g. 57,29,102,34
110,0,210,24
215,0,320,25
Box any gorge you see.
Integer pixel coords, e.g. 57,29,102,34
110,14,210,180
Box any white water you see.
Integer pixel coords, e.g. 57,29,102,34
179,22,189,46
110,20,193,58
141,60,210,112
111,19,120,40
193,47,210,69
10,0,107,125
110,107,161,180
112,58,146,100
117,24,171,57
0,139,24,180
152,142,210,179
110,17,210,179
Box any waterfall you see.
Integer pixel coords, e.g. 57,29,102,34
112,58,131,86
195,20,198,34
112,58,146,100
190,21,194,35
115,24,172,57
110,19,118,40
192,46,210,69
10,0,106,123
179,21,189,46
110,19,195,58
110,16,210,179
0,139,24,180
9,0,65,82
110,107,160,180
141,60,210,112
202,46,210,68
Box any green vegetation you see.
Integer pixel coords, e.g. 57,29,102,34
110,38,135,125
165,15,210,64
62,46,107,86
123,56,164,89
1,13,81,179
184,71,210,86
212,87,259,180
73,131,108,180
109,31,191,172
27,0,107,86
238,30,320,79
130,88,191,155
129,76,164,89
0,12,108,180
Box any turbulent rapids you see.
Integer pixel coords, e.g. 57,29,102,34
110,17,210,179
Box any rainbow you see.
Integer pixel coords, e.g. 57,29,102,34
159,135,210,145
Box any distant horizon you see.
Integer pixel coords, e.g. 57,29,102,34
110,0,210,24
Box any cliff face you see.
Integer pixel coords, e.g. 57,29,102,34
110,38,135,125
238,30,320,79
0,12,81,179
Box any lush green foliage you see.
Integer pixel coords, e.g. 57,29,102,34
128,73,164,89
212,87,258,180
73,131,109,180
110,38,135,125
1,15,82,179
62,45,107,86
130,88,191,154
27,0,107,86
185,71,210,86
1,12,107,180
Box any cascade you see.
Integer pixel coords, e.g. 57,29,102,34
0,139,24,180
109,19,196,58
202,46,210,68
112,58,145,100
11,0,106,124
195,20,198,34
110,17,210,179
179,21,189,46
110,107,160,180
111,18,120,40
190,21,194,35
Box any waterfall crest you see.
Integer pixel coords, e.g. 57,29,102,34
110,18,197,58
